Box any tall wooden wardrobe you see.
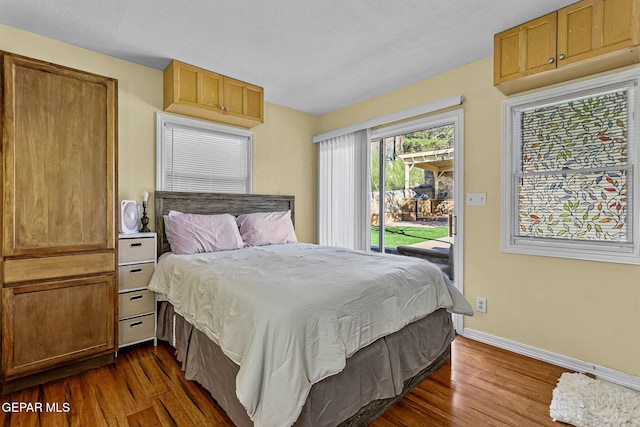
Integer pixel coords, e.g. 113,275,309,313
0,51,118,393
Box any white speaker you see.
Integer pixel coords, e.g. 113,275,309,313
120,200,141,234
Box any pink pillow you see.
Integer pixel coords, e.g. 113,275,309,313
236,211,297,246
169,213,244,254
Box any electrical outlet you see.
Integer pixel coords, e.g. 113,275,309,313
476,297,487,313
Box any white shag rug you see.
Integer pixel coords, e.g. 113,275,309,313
550,372,640,427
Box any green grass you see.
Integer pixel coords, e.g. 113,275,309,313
371,225,449,248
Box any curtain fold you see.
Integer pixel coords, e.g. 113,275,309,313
317,129,371,250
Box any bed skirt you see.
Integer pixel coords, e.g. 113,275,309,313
157,301,454,427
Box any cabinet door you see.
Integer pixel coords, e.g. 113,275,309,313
2,55,117,257
171,61,223,111
199,70,224,110
557,0,639,66
1,276,117,379
223,77,264,123
244,83,264,122
494,12,557,85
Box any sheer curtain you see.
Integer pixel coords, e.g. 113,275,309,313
317,129,371,250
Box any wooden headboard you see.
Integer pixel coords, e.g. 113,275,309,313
154,191,295,256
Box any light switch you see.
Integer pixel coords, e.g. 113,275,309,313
467,193,486,206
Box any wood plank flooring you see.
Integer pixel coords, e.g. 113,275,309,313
0,336,571,426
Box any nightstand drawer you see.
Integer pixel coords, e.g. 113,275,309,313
119,313,155,346
119,262,154,291
119,237,155,263
119,290,155,318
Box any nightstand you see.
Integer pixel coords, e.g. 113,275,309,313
118,232,157,348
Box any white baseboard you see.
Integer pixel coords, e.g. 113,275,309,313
461,328,640,392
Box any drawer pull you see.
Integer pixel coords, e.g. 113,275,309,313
130,295,143,301
128,268,142,273
130,321,144,328
130,243,143,247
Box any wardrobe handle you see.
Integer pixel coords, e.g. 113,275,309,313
558,54,566,60
548,57,554,63
130,295,143,301
130,321,143,328
128,268,142,273
130,242,142,247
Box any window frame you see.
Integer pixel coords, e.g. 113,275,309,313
156,112,253,194
502,69,640,265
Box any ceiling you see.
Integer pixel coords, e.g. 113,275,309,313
0,0,576,116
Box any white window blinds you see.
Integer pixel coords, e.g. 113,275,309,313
516,87,631,244
157,113,253,193
502,69,640,264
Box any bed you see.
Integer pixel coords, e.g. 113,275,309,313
150,191,473,427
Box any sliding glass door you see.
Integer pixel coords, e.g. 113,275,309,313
370,116,457,280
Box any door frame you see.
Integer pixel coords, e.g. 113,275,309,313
451,109,464,334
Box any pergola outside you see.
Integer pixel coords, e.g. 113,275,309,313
396,147,454,197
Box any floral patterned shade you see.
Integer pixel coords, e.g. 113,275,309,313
516,89,630,242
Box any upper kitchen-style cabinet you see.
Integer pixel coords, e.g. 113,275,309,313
494,0,640,94
163,60,264,128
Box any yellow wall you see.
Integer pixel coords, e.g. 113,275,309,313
0,24,318,243
254,103,318,242
318,57,640,377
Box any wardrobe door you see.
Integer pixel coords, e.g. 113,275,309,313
2,55,117,257
2,276,117,378
1,52,118,383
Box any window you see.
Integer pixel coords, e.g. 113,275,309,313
156,113,253,193
502,69,640,264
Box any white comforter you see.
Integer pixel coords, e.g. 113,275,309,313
148,243,473,427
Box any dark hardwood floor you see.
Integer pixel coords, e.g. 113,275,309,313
0,336,571,426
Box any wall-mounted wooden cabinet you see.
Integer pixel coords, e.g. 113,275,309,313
163,60,264,128
1,51,118,394
494,0,640,94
